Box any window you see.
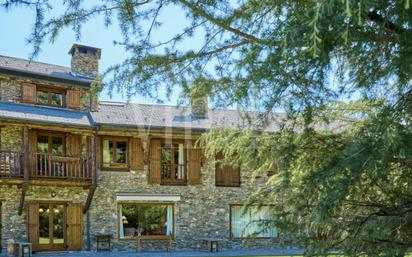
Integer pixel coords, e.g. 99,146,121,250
37,133,65,155
161,142,186,185
102,138,128,169
36,88,64,107
118,203,174,239
230,205,277,239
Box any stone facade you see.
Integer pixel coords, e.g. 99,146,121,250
70,47,100,78
0,126,22,152
0,124,276,252
0,77,93,112
86,164,276,252
0,77,21,103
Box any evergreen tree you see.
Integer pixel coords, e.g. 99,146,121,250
2,0,412,255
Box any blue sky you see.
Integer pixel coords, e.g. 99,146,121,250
0,2,200,104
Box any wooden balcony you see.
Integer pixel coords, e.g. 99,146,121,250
0,150,95,187
161,164,187,185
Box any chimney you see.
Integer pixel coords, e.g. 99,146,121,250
191,96,208,118
68,44,101,78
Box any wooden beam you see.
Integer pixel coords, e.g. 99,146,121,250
18,185,27,216
83,186,96,214
0,120,94,135
23,126,29,182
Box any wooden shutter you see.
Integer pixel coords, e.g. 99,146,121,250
130,139,144,170
28,202,39,251
215,152,240,187
66,90,81,109
21,83,36,104
187,140,202,185
68,134,82,156
67,203,83,251
148,139,161,184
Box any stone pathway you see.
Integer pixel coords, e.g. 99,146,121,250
30,249,303,257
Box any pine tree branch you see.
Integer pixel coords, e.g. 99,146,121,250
176,0,263,44
367,10,406,35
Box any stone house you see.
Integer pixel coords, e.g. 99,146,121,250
0,44,278,253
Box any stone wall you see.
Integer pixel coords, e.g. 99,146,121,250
0,77,21,103
0,186,88,252
71,51,99,78
88,163,277,252
0,126,276,252
0,77,93,112
0,126,22,152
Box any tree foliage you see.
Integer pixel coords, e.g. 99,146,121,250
2,0,412,255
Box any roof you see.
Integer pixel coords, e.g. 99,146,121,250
92,102,285,132
0,55,93,87
0,101,93,128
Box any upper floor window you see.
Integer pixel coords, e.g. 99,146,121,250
161,142,186,185
36,87,64,107
37,133,65,155
102,138,128,169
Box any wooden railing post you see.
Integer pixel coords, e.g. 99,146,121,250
91,134,97,186
18,126,29,216
23,127,29,182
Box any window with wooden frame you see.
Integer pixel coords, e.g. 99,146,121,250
36,87,65,107
229,204,277,239
160,141,187,185
118,203,174,240
101,138,128,169
36,132,65,155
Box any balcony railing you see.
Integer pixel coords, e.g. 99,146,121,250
0,150,23,178
31,153,93,181
161,164,187,185
0,150,94,182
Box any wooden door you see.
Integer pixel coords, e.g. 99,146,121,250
67,203,83,251
30,203,67,252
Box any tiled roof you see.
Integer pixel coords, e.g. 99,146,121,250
92,102,348,132
0,55,93,85
92,102,285,132
0,101,93,128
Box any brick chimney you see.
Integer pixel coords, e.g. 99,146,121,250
68,44,101,78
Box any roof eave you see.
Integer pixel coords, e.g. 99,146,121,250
96,123,208,132
0,67,92,88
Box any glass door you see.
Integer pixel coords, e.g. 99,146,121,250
38,203,66,251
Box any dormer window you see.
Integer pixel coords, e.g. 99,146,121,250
36,87,64,107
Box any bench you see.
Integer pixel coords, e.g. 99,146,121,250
14,241,32,257
136,235,173,252
198,237,222,252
